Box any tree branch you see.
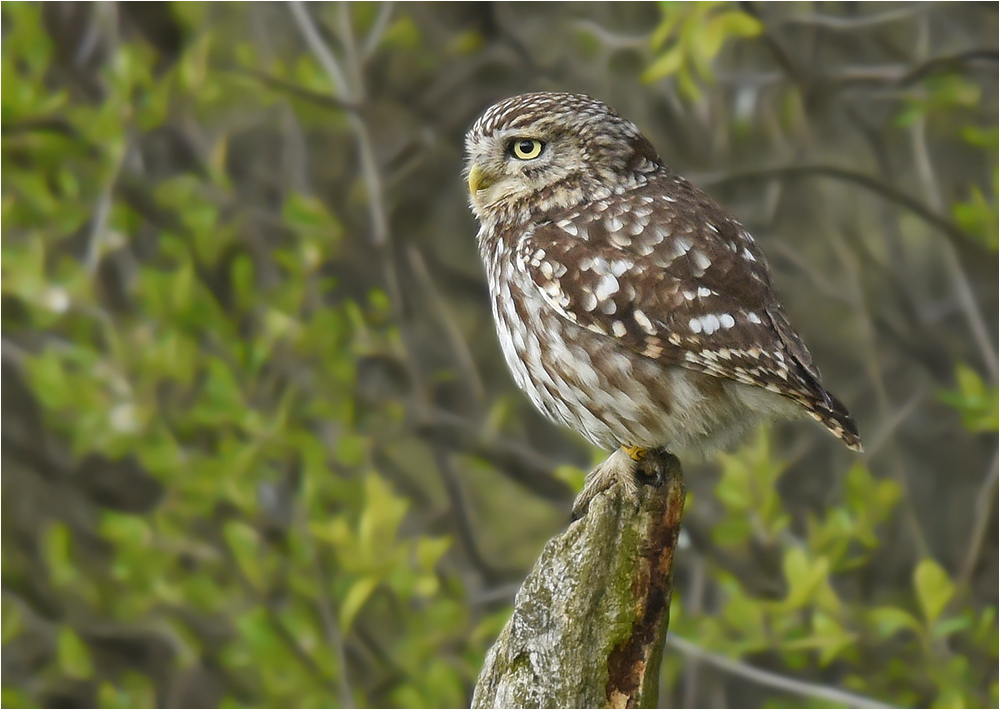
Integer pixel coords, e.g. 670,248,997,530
473,451,685,709
219,66,360,113
665,635,895,709
701,164,987,256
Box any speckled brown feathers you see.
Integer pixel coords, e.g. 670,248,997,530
466,92,861,463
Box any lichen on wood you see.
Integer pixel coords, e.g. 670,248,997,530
472,450,685,709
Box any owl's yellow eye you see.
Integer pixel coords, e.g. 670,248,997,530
510,138,545,160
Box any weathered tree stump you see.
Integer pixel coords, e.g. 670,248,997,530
472,450,685,709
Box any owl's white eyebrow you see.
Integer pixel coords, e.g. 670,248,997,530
492,128,546,141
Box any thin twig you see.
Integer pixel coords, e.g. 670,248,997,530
701,164,984,255
776,5,927,30
85,140,128,275
957,447,999,589
337,2,363,100
221,527,342,697
738,2,802,83
290,3,388,248
430,441,514,583
406,246,486,405
899,48,998,87
419,408,575,502
468,581,522,607
909,97,997,382
311,560,355,707
570,19,647,50
85,186,114,274
220,66,359,112
942,243,998,382
263,604,343,696
288,1,349,96
361,2,394,62
681,556,707,708
829,213,932,559
286,0,400,330
75,1,117,66
350,119,392,248
768,241,852,303
859,389,925,458
286,0,509,595
665,635,895,709
289,497,356,708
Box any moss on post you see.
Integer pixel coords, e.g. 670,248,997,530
472,451,685,709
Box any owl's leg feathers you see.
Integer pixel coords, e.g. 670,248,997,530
572,447,639,520
572,445,677,519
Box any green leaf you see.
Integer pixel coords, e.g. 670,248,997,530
42,522,76,587
357,473,408,563
1,687,32,708
57,627,94,679
340,576,379,632
782,548,833,610
642,45,685,84
720,585,768,649
914,558,955,625
782,612,856,666
710,10,763,38
335,432,368,466
1,599,24,644
446,30,485,56
644,3,760,92
649,7,680,50
416,537,451,571
703,11,762,60
381,16,421,49
939,364,999,432
224,521,263,589
869,606,922,639
933,613,972,639
282,193,340,235
961,125,999,149
952,184,998,251
229,254,256,312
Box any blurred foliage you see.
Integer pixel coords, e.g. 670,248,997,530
668,433,996,708
643,1,763,98
3,3,475,706
940,364,999,434
2,2,997,709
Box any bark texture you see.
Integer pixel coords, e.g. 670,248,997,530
472,450,685,709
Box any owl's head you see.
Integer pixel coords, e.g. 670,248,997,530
464,92,661,223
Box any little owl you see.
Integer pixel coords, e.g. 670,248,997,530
464,92,861,516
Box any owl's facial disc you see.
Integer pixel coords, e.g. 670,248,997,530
467,131,565,218
468,138,547,194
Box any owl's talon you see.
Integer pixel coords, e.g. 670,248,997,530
623,445,647,462
571,447,642,519
635,448,673,486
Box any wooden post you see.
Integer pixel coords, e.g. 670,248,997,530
472,451,685,709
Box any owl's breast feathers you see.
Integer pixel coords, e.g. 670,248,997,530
509,170,862,451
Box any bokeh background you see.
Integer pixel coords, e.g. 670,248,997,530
2,2,997,707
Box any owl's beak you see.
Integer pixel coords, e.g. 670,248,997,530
467,162,496,194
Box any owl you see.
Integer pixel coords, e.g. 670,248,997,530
464,92,861,516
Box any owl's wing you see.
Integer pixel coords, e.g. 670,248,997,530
516,174,861,449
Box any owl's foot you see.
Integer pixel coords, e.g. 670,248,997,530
572,445,656,519
623,445,647,462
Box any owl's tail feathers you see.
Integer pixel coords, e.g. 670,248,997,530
808,389,863,452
